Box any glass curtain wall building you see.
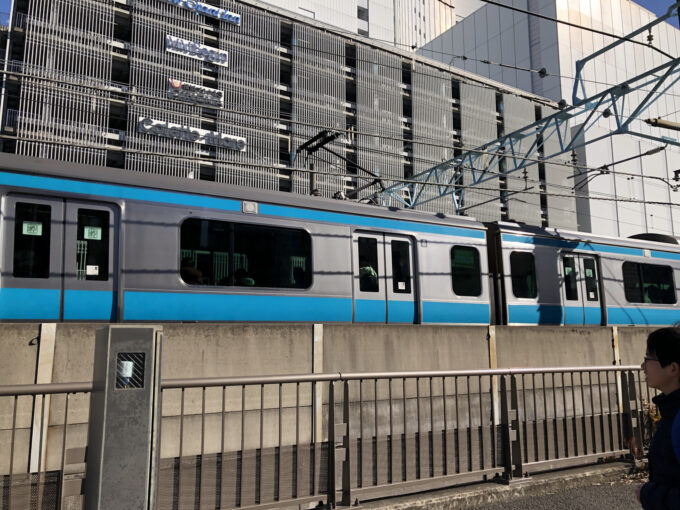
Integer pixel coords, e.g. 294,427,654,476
420,0,680,237
0,0,574,226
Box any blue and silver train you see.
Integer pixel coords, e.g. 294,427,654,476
0,154,678,325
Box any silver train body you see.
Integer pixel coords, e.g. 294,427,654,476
0,154,678,326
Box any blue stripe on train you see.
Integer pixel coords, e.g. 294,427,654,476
355,299,386,322
0,171,485,239
421,301,490,324
607,307,680,326
0,288,60,320
508,304,563,324
124,291,354,322
501,234,645,257
63,290,116,320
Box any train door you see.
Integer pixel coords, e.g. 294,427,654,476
560,253,603,325
0,195,118,320
352,232,416,323
62,201,117,320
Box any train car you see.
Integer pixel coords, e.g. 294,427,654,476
488,223,680,326
0,154,491,324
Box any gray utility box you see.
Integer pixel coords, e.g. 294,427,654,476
85,325,163,510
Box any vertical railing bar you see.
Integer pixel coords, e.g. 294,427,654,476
35,392,46,509
258,383,264,504
277,383,282,501
561,372,568,458
310,381,315,496
294,382,299,499
552,372,558,459
489,374,496,468
588,371,596,454
359,379,363,486
597,371,606,453
579,371,587,456
240,384,245,507
416,377,422,479
179,388,185,508
541,372,548,461
454,375,459,474
9,395,18,509
466,376,471,472
429,376,434,477
605,371,615,451
58,393,71,508
570,372,578,456
388,378,393,484
219,386,226,510
374,378,378,486
198,386,205,508
521,373,528,462
478,375,484,470
402,377,406,481
531,373,538,462
442,376,448,474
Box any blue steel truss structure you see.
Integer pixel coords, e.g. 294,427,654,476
375,2,680,212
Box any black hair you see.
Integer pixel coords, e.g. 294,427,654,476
647,327,680,367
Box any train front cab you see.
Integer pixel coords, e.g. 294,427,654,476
0,193,119,321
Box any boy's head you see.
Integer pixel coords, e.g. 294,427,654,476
646,327,680,367
644,327,680,394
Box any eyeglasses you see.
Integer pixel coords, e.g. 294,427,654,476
643,355,659,364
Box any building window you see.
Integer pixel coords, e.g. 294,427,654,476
358,28,369,37
451,246,481,296
510,252,537,298
622,262,676,304
357,6,368,21
13,202,51,279
180,218,312,288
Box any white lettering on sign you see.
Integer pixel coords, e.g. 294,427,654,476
166,35,229,67
168,79,224,107
160,0,241,25
137,117,247,152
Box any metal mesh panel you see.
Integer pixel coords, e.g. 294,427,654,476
216,1,280,190
16,0,114,165
410,63,455,214
542,105,577,230
503,94,541,226
125,0,202,178
459,83,500,222
290,24,346,198
355,45,404,200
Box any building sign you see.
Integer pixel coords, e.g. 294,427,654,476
137,117,247,152
166,35,228,67
168,79,224,107
160,0,241,25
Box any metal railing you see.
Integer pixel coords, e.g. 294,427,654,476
0,367,651,509
0,382,92,510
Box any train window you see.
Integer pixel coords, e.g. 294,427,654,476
562,257,578,300
450,246,481,296
623,262,676,304
510,252,537,298
180,218,230,285
180,218,312,288
358,237,379,292
76,209,109,281
583,258,599,301
233,223,311,288
13,202,51,278
391,240,411,294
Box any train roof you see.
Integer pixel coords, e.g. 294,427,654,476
0,153,487,232
495,221,680,255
